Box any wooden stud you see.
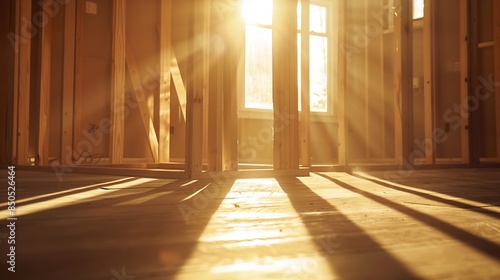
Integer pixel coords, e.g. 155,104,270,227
364,0,370,159
221,6,241,171
11,0,20,164
422,0,435,164
159,0,172,163
460,0,470,163
393,0,413,165
202,1,211,167
337,0,348,166
110,0,126,164
375,0,386,159
207,7,225,172
273,0,299,170
16,0,32,165
73,0,85,163
186,0,208,176
125,42,159,162
494,0,500,161
61,0,76,166
4,0,16,165
300,0,311,167
38,0,52,166
468,0,481,164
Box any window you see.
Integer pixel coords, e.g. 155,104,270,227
241,0,335,114
383,0,425,32
242,0,273,110
413,0,424,20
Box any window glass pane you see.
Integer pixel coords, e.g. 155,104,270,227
245,26,273,109
413,0,424,19
310,4,327,33
310,35,328,112
241,0,273,26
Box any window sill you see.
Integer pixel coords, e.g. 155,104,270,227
238,109,338,123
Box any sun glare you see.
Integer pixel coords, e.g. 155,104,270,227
241,0,273,25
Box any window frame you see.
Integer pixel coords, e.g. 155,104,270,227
238,0,338,122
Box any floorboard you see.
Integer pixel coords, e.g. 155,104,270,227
0,168,499,279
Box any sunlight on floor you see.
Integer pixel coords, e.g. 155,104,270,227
175,178,332,279
0,178,158,218
305,172,500,279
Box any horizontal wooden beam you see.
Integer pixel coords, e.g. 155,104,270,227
477,41,494,49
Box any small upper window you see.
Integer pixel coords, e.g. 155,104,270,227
413,0,424,20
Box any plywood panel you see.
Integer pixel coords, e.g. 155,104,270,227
125,41,159,162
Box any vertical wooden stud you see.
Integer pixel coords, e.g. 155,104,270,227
422,0,435,164
393,0,413,165
16,0,32,165
73,0,85,163
110,0,126,164
460,0,470,163
494,0,500,161
273,0,299,170
159,0,172,163
300,0,311,167
186,0,209,176
337,0,348,166
61,0,76,166
38,0,52,166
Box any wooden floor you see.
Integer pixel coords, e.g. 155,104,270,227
1,168,500,279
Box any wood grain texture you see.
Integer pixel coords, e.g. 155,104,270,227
16,0,32,165
3,168,500,279
273,0,299,170
300,0,311,167
494,0,500,161
110,0,126,164
61,0,76,166
159,0,172,163
38,0,52,166
460,0,470,163
423,0,435,164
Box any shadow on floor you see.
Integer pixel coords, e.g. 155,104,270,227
351,172,500,219
276,176,419,280
317,172,500,262
1,172,235,280
373,168,500,206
